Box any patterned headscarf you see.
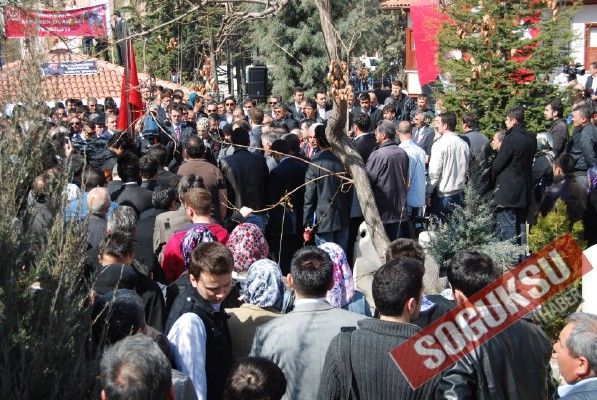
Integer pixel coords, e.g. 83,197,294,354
318,242,355,308
197,117,210,132
181,225,216,269
226,223,270,274
589,166,597,193
242,259,284,311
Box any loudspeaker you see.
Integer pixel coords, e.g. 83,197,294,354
247,66,268,99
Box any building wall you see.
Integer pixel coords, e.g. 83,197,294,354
571,5,597,65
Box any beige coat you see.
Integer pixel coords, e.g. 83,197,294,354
227,303,279,359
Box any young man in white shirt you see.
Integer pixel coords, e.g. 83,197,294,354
165,242,234,400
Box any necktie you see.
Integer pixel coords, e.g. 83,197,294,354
175,125,181,140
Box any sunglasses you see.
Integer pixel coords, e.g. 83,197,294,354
225,102,235,106
207,108,217,112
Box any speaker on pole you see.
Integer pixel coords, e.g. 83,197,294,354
246,66,268,99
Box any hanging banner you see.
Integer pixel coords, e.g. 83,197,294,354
4,5,107,38
41,61,98,77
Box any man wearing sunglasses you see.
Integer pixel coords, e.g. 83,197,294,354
268,95,282,119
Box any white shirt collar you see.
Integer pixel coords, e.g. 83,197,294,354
295,297,327,305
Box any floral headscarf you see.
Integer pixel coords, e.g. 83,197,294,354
181,225,216,269
197,117,210,132
242,259,284,311
226,223,270,274
318,242,355,308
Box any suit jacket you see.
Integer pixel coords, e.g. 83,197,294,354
289,103,304,122
353,132,377,164
412,125,435,157
141,179,157,191
135,208,164,274
266,156,308,239
352,107,382,129
155,168,181,188
153,206,191,253
277,116,299,132
250,300,366,400
220,148,269,211
249,125,263,150
111,182,153,214
492,124,537,208
304,149,351,233
87,213,107,249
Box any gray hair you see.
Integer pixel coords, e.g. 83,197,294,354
377,120,396,140
397,121,412,135
100,334,172,400
177,174,205,203
87,187,110,216
494,131,505,142
566,313,597,372
107,205,137,236
262,132,279,146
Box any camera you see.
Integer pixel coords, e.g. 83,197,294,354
563,63,585,81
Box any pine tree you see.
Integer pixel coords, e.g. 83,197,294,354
250,0,406,98
427,161,521,272
436,0,579,134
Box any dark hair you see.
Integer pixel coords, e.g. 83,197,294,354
507,106,525,125
282,133,301,155
554,153,576,175
178,174,205,202
107,131,134,153
372,258,424,317
385,238,425,263
146,144,168,167
231,127,250,147
293,86,305,94
574,105,593,121
244,98,257,107
447,251,498,298
304,98,317,109
382,104,396,115
139,154,158,180
313,124,330,148
549,99,564,118
353,112,371,132
185,136,206,159
249,107,264,125
392,80,404,88
438,112,457,132
225,95,237,105
358,92,370,102
117,152,141,183
100,334,171,400
290,246,333,297
151,185,177,210
185,188,212,216
82,166,107,190
462,112,479,130
270,138,289,156
223,357,287,400
189,242,234,278
92,289,145,346
99,232,134,260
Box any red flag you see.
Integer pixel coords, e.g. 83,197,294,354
117,40,143,131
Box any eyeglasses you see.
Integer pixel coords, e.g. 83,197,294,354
207,108,217,112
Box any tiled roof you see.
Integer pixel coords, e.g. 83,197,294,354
0,49,190,103
380,0,411,9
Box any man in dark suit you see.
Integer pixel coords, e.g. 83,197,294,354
146,144,181,188
492,106,537,246
304,124,352,254
266,139,308,274
412,111,435,163
248,107,264,151
273,102,299,132
315,90,332,122
110,153,154,215
354,92,382,129
165,103,196,169
220,127,269,227
289,86,305,122
139,154,158,191
584,61,597,101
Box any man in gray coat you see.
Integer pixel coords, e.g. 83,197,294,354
250,246,366,400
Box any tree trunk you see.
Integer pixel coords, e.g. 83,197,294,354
314,0,389,261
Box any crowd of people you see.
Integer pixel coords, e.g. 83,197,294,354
16,75,597,399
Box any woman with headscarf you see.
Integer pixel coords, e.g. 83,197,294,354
227,259,284,358
318,242,371,316
226,223,270,278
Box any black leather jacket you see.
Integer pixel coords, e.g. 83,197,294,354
436,317,552,400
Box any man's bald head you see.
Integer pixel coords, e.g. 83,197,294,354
396,121,413,140
87,187,110,216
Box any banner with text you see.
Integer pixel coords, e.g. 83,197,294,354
41,61,98,77
5,5,107,38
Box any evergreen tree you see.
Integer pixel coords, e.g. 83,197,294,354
427,162,521,272
436,0,578,134
251,0,405,98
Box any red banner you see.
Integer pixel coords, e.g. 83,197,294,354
4,5,107,38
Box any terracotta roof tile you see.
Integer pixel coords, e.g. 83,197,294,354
0,49,191,103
